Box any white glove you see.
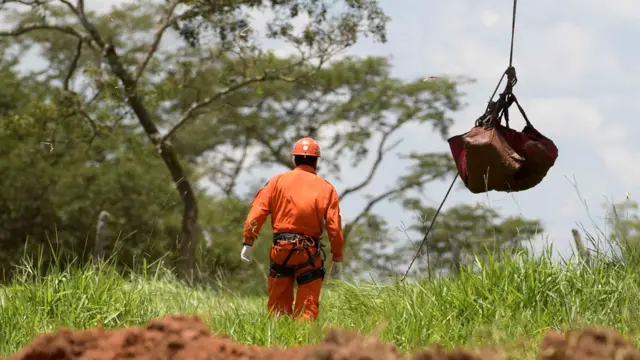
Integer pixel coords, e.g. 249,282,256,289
331,262,343,277
240,245,252,262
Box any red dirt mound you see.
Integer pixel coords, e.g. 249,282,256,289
539,327,640,360
5,315,640,360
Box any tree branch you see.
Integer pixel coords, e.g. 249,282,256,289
78,109,98,137
0,0,97,52
342,172,448,240
161,73,295,144
76,0,84,16
339,125,403,201
63,39,83,91
253,132,293,169
86,88,102,105
0,24,83,38
0,7,88,92
64,0,105,49
59,0,80,17
134,0,180,82
56,0,95,49
224,138,250,197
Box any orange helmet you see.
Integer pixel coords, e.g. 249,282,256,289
291,137,321,157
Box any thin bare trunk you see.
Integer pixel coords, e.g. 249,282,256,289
93,210,110,262
572,228,590,266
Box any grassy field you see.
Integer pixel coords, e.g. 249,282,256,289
2,249,640,358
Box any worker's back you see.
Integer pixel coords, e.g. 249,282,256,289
240,137,345,321
268,165,334,238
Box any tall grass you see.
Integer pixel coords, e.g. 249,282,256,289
2,246,640,358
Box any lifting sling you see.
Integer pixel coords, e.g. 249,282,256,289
448,67,559,193
401,0,558,281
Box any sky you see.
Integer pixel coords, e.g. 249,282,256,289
9,0,640,260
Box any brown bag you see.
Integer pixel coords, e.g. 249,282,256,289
448,94,558,194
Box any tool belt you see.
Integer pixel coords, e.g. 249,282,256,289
269,233,326,285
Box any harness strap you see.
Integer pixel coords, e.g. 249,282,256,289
269,233,326,282
297,267,325,285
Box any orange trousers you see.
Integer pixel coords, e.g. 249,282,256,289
267,239,324,321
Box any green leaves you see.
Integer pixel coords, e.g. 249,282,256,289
173,0,389,51
399,201,544,276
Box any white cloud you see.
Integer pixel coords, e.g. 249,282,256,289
558,194,586,219
525,98,618,142
85,0,132,13
607,0,640,19
427,39,506,82
600,147,640,187
480,10,500,28
519,22,594,83
573,0,640,20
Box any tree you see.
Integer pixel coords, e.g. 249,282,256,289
0,39,259,284
158,52,466,228
0,0,390,280
0,55,179,275
0,54,60,272
400,200,544,277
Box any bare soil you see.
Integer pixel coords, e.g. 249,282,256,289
5,315,640,360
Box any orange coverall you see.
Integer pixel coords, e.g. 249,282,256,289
242,164,344,320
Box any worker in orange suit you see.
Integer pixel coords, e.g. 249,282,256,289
239,137,344,321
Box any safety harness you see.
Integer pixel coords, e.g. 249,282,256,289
269,233,327,285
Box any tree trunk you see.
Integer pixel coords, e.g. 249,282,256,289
449,234,461,276
93,210,110,263
102,44,198,281
571,228,590,266
159,141,198,281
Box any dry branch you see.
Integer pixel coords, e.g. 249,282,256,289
0,24,83,38
224,138,250,196
343,172,448,240
339,126,403,200
93,210,111,262
134,0,181,82
162,73,295,144
63,39,83,90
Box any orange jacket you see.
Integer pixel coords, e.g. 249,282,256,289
242,165,344,262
